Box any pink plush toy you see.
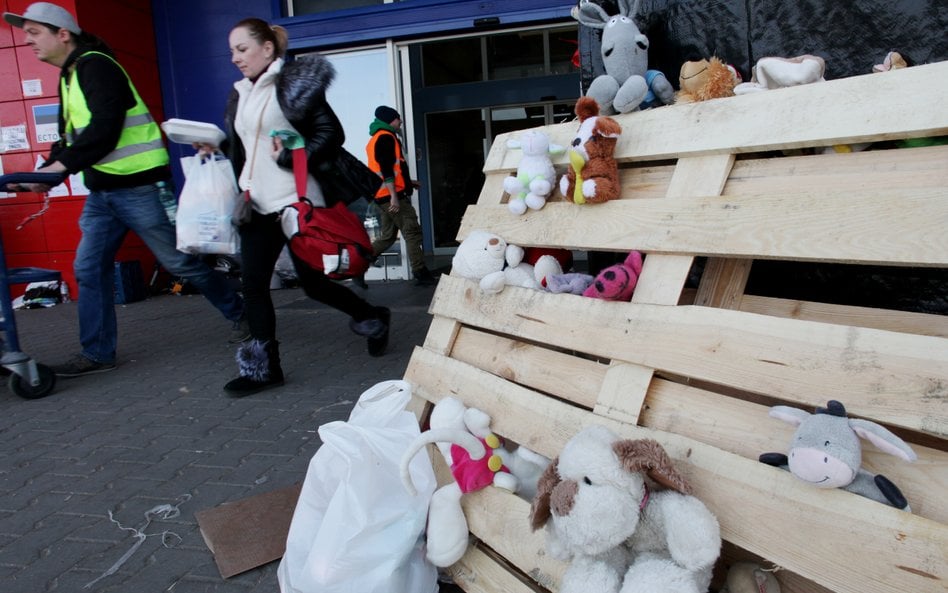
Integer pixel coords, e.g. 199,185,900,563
583,250,644,301
450,435,509,493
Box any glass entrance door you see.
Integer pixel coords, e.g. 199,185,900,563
426,102,578,249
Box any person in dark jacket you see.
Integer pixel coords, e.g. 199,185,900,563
2,2,246,378
198,18,390,396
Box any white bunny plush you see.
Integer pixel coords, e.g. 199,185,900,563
400,397,549,567
503,130,564,215
530,425,721,593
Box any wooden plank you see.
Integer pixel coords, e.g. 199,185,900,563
407,358,947,593
476,171,511,206
722,144,948,196
694,258,754,309
739,295,948,338
592,362,653,425
458,188,948,266
451,326,602,409
448,541,547,593
429,275,948,437
632,153,735,305
640,378,948,524
485,61,948,169
460,488,562,592
422,314,461,356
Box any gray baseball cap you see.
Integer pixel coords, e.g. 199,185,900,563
3,2,81,35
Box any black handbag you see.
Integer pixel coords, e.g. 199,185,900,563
317,147,383,206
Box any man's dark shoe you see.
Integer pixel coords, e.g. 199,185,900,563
351,274,369,290
413,266,439,287
228,317,251,343
367,307,392,357
52,354,116,378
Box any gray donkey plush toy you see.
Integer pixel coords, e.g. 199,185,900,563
572,0,675,114
759,400,917,510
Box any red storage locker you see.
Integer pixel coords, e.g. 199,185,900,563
0,47,23,102
15,44,60,100
0,15,14,49
0,99,31,154
41,198,83,253
0,201,48,254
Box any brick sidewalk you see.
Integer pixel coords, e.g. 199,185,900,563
0,279,437,593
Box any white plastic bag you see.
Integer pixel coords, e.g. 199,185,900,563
277,380,439,593
175,153,240,254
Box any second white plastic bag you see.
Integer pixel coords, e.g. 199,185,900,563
277,380,438,593
176,153,240,255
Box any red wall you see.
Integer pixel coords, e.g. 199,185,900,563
0,0,162,298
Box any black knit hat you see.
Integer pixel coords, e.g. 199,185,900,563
375,105,400,123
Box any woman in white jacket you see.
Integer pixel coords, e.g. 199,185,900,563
207,18,390,397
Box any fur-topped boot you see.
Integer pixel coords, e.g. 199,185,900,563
224,339,284,396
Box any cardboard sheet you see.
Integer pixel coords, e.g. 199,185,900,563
195,482,302,578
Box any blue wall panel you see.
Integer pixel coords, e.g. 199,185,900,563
152,0,572,184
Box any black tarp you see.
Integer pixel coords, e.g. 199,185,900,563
579,0,948,90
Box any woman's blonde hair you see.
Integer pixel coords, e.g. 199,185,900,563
233,18,288,58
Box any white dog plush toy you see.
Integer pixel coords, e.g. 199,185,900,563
503,130,563,215
530,425,721,593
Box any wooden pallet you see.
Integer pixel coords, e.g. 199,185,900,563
406,60,948,593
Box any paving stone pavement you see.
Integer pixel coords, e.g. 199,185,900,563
0,278,440,593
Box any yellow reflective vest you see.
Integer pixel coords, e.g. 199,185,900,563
60,51,168,175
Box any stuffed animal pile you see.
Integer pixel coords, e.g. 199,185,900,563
759,399,917,510
503,130,563,215
560,97,622,205
451,230,565,293
530,425,721,593
543,250,644,301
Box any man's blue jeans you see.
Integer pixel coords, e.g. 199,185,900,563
75,182,243,363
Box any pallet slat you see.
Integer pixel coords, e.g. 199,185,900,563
429,276,948,437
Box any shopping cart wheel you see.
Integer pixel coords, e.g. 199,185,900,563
8,363,56,399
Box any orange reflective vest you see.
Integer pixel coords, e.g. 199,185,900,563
365,129,406,199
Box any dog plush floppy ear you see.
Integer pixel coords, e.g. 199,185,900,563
529,457,560,531
613,438,693,495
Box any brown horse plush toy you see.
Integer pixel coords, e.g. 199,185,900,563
559,97,622,204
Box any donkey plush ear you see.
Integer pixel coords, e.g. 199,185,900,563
613,438,692,495
529,458,560,531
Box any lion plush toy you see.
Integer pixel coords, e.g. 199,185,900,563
676,57,740,103
530,425,721,593
559,97,622,205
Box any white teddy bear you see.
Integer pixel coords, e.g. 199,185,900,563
451,229,563,294
502,130,563,215
530,425,721,593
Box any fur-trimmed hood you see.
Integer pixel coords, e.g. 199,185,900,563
275,53,336,123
